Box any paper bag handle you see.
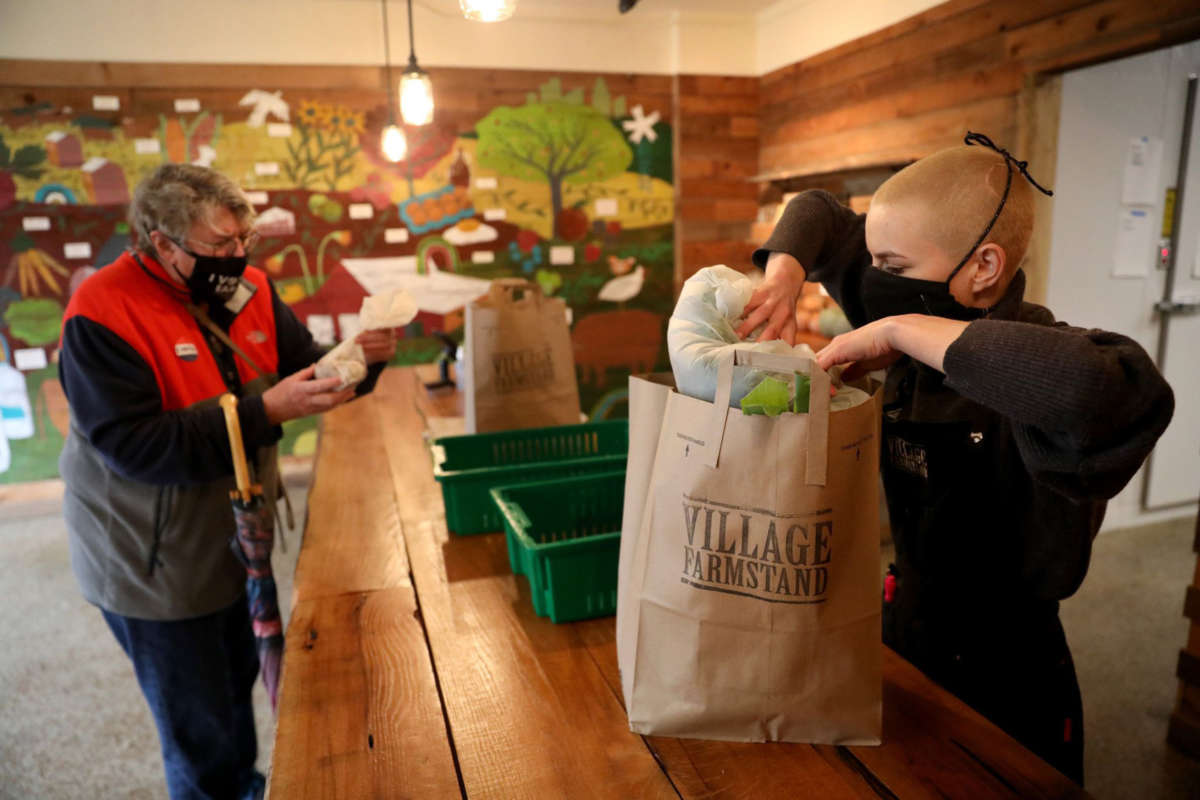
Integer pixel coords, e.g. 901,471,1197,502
706,349,831,486
488,277,543,306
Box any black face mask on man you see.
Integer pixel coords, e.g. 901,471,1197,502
169,241,247,306
860,132,1054,324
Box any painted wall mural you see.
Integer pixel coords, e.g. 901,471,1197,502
0,77,674,483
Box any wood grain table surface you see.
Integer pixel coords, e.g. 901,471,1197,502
269,366,1089,800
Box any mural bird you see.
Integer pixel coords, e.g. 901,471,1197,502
598,264,645,305
238,90,290,127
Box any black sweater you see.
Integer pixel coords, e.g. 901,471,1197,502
753,190,1174,613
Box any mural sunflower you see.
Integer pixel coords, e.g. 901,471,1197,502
325,106,346,132
336,107,365,137
294,99,329,130
322,107,363,192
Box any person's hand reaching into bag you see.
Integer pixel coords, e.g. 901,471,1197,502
736,252,806,345
356,328,398,364
816,314,970,381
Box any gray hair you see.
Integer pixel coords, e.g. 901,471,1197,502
128,164,255,252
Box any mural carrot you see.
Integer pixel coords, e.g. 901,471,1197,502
4,235,69,297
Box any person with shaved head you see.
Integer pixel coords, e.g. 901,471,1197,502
742,134,1173,784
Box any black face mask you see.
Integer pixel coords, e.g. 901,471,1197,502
171,242,247,306
859,131,1055,324
860,266,988,322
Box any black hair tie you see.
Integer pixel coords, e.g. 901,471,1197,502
964,131,1054,197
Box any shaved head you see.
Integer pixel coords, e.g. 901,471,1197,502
873,144,1035,275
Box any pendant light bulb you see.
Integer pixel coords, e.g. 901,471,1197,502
397,0,434,126
382,124,407,162
460,0,517,22
400,67,434,126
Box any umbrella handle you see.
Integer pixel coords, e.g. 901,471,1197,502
219,393,253,503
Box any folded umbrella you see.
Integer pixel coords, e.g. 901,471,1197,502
220,393,283,711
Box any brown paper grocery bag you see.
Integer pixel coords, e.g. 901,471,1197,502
463,278,581,433
617,372,676,706
617,350,883,744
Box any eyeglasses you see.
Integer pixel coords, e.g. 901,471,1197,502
173,231,261,257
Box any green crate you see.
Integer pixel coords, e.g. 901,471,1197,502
490,471,625,623
431,420,628,535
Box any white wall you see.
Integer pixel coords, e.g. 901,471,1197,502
755,0,943,75
0,0,952,78
1046,41,1200,532
0,0,759,76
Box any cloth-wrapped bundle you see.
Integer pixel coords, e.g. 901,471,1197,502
313,288,419,391
667,265,868,410
315,341,368,390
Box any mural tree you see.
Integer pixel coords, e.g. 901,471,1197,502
475,103,632,239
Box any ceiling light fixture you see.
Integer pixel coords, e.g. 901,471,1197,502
460,0,517,22
379,0,407,161
399,0,434,126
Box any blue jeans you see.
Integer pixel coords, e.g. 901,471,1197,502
101,597,266,800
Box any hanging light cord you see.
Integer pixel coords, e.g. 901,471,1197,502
407,0,420,70
381,0,396,122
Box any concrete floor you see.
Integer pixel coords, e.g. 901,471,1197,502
1,476,1198,798
0,479,306,800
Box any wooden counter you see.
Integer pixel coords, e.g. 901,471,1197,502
270,366,1090,799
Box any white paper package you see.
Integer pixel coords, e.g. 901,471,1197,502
667,265,868,411
313,288,419,390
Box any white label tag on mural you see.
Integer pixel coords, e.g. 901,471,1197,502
92,95,120,111
471,250,495,264
134,138,161,155
255,162,280,176
594,198,619,217
174,98,201,113
14,348,47,371
22,217,51,232
483,208,506,221
244,191,269,205
549,245,575,265
338,313,363,342
306,314,336,346
385,227,410,244
64,242,92,260
475,177,498,190
349,203,374,220
266,122,293,138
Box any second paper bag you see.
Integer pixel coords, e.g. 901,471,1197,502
464,278,581,433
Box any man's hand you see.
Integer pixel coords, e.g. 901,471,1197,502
356,328,398,365
262,365,356,425
816,314,970,381
735,252,806,344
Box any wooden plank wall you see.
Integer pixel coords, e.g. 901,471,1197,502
759,0,1200,181
755,0,1200,302
676,75,760,280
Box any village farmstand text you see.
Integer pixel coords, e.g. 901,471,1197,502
492,347,556,394
681,496,833,604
